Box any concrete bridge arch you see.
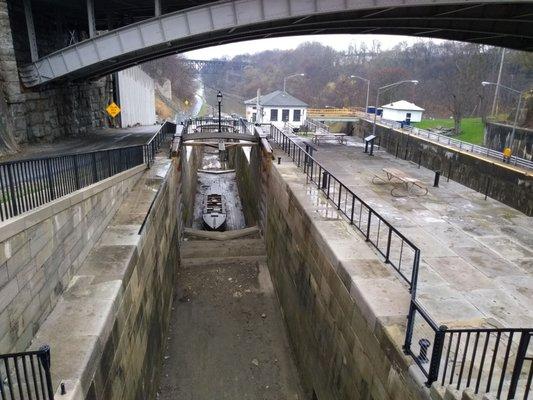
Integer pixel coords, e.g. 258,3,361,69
18,0,533,87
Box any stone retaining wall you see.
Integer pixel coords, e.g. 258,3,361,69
354,119,533,216
233,145,262,226
30,154,181,400
0,165,144,354
261,152,429,400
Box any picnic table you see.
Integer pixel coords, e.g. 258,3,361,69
372,167,428,197
312,132,347,145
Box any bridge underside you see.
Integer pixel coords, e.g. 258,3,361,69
19,0,533,87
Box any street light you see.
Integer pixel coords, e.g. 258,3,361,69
350,75,370,113
217,90,223,132
283,73,305,92
481,81,524,157
372,80,419,137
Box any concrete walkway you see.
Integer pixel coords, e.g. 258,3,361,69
308,137,532,330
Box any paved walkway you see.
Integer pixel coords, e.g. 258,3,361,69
0,125,161,161
309,137,532,329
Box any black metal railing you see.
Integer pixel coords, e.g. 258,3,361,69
269,124,420,292
405,299,532,399
0,346,54,400
0,122,174,222
268,123,532,399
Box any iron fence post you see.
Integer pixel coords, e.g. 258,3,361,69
6,164,18,216
403,300,416,354
107,150,112,178
350,196,355,224
73,155,80,190
45,159,55,201
508,332,531,399
38,345,54,399
366,210,372,241
426,325,448,387
91,153,98,183
385,227,392,263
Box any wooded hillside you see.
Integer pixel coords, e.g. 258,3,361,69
201,41,532,128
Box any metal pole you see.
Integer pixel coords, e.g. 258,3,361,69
372,90,380,137
218,100,221,132
283,77,287,92
365,80,370,113
491,48,505,116
509,93,522,153
87,0,96,38
154,0,162,16
23,0,39,62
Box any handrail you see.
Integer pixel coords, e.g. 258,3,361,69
375,118,533,170
268,122,532,399
269,124,420,293
0,345,55,399
0,122,174,222
405,299,532,399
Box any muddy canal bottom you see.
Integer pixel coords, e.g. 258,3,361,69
157,148,304,399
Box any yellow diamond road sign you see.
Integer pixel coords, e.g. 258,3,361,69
106,102,121,118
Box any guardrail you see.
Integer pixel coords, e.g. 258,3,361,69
268,123,532,399
405,300,532,399
0,122,174,222
376,118,533,170
269,124,420,292
0,345,55,400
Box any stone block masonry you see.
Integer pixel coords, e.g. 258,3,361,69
0,164,145,354
262,153,430,400
354,119,533,216
29,154,182,400
0,0,111,153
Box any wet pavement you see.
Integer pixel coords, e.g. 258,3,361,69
301,136,532,329
1,125,161,161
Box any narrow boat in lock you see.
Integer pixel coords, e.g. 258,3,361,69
202,193,227,231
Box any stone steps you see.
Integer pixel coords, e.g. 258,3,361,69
180,238,266,259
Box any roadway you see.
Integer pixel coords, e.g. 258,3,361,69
0,125,161,162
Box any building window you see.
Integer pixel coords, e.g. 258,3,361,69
252,113,257,122
406,112,412,118
282,109,290,122
293,109,301,122
270,109,278,121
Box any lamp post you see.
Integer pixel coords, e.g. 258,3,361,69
372,80,419,137
283,73,305,92
217,90,223,132
481,81,524,156
350,75,370,113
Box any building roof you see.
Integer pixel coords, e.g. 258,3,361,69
381,100,424,111
244,90,308,107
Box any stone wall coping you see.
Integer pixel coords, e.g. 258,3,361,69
0,165,146,243
24,158,172,400
271,158,429,398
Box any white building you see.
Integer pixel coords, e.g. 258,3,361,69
244,90,308,128
117,66,156,127
381,100,424,123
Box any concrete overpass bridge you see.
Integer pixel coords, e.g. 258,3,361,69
16,0,533,87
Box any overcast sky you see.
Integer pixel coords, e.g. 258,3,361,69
184,34,442,60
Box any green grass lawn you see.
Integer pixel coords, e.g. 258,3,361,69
413,117,484,145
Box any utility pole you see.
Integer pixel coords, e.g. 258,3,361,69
491,48,505,117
